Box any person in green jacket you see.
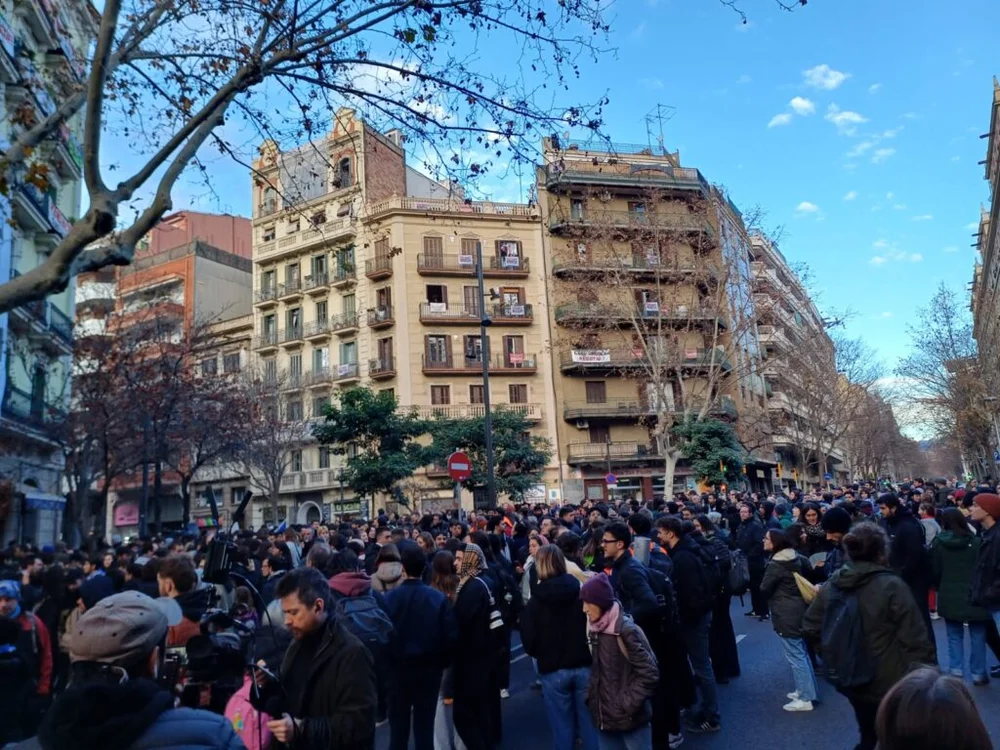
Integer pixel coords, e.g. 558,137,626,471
931,507,989,685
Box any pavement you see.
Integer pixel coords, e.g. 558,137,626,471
378,597,1000,749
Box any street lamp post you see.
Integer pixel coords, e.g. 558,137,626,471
476,242,497,509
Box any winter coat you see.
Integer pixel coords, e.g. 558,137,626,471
701,531,733,595
802,561,936,703
371,562,403,594
970,523,1000,609
884,508,931,590
932,532,989,622
520,573,592,675
760,549,813,638
17,678,242,750
166,585,213,648
666,535,714,625
607,553,660,621
735,518,766,571
280,616,377,750
585,613,659,733
382,579,457,669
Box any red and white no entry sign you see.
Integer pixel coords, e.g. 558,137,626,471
447,451,473,482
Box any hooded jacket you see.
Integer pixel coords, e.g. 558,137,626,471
329,572,375,599
932,531,988,622
371,562,403,594
760,549,813,638
519,573,592,675
17,678,241,750
883,507,931,590
166,585,213,648
802,562,936,703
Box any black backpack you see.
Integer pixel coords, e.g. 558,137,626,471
643,565,681,635
820,573,888,690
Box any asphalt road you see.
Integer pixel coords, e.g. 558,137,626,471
378,597,1000,750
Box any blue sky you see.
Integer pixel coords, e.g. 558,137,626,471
162,0,996,368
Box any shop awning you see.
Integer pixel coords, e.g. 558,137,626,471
21,488,66,511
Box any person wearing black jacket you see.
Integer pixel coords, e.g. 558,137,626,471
658,517,720,734
382,546,457,750
602,523,660,621
878,493,934,644
735,503,768,620
694,515,740,683
520,546,597,750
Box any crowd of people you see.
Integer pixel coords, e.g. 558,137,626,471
0,476,997,750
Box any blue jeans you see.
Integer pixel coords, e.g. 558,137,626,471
597,724,652,750
945,619,987,679
539,667,599,750
779,637,818,702
682,611,719,724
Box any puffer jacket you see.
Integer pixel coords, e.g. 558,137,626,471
802,561,936,703
759,549,812,638
585,610,659,733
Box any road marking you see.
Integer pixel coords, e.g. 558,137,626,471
511,653,530,664
736,634,747,644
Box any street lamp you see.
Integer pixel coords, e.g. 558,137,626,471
476,241,498,509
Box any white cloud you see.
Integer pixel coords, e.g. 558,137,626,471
880,311,893,318
872,147,896,164
640,77,664,90
843,190,858,201
911,214,933,221
893,203,908,210
886,192,895,200
826,104,868,135
944,246,959,253
789,96,816,116
881,127,903,139
768,113,793,128
795,201,820,214
870,256,888,266
631,20,647,38
903,112,922,120
737,74,752,84
873,239,890,249
908,253,923,262
846,140,874,158
869,83,882,94
804,64,851,90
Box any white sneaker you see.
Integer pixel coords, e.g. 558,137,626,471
783,699,814,712
500,689,510,699
931,611,940,620
786,691,800,700
668,733,685,749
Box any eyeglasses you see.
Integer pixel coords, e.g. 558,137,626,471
600,538,617,545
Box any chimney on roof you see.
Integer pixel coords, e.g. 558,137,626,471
384,129,403,148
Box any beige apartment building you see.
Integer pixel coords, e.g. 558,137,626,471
972,78,1000,403
536,138,771,503
250,109,560,516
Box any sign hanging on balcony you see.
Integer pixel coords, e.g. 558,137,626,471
572,349,610,364
428,302,447,313
337,363,353,376
509,352,524,364
643,301,660,314
506,305,525,317
497,240,520,267
684,348,698,360
458,254,474,266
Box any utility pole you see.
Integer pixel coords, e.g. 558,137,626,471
476,242,497,509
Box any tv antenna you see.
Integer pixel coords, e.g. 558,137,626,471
644,104,676,155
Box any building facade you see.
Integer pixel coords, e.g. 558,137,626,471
0,0,95,544
972,79,1000,403
250,109,559,516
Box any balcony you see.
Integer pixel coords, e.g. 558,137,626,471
563,399,655,421
366,195,539,220
2,385,62,437
281,371,305,391
549,210,714,243
303,272,329,294
279,326,303,346
13,0,56,50
0,16,15,84
559,346,732,374
422,353,538,375
254,331,278,351
258,198,278,218
758,324,793,352
304,368,333,388
416,253,531,278
553,302,726,330
334,362,361,385
331,267,357,288
490,303,533,325
11,183,51,234
255,216,356,261
43,125,83,181
412,403,542,422
255,286,278,307
280,469,343,492
365,256,393,280
367,305,395,330
304,319,331,340
278,279,302,301
419,302,480,325
542,162,710,196
369,356,396,380
329,312,359,335
552,255,721,281
566,441,662,466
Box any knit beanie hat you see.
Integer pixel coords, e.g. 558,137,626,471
821,507,852,535
975,493,1000,520
580,572,615,612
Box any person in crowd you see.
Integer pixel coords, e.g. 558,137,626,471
382,545,456,750
760,529,818,712
260,553,289,606
23,590,242,750
801,503,828,558
693,514,740,683
970,493,1000,642
803,523,936,750
875,667,993,750
520,545,597,750
816,506,852,581
735,503,768,620
366,527,393,576
0,578,52,744
520,533,547,604
372,543,404,594
932,507,989,685
600,523,660,621
878,493,934,644
156,554,211,647
579,573,659,750
0,614,33,746
272,567,376,749
918,503,941,547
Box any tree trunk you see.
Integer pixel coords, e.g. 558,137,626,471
153,456,163,532
271,485,280,529
663,449,681,499
180,474,191,527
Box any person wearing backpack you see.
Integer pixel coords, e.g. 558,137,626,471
759,528,819,712
694,514,741,684
802,523,936,750
657,516,721,735
735,503,769,620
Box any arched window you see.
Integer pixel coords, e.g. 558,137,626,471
337,158,352,188
261,186,277,215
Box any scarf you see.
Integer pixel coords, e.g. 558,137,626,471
804,523,825,540
0,579,21,619
456,543,488,593
589,601,621,634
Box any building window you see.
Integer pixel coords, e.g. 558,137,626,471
318,447,330,469
423,235,444,263
464,335,482,364
230,487,246,506
381,388,395,400
589,425,610,444
337,158,352,188
291,449,303,472
288,219,300,234
288,400,303,421
343,294,356,315
288,353,302,381
509,384,528,404
570,199,585,221
431,385,451,405
340,341,357,364
201,358,218,376
263,358,277,383
223,353,241,374
262,268,276,292
585,381,606,404
469,385,484,404
311,212,326,228
426,284,447,305
425,335,450,364
263,226,275,242
495,240,521,268
312,395,329,417
316,300,328,322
